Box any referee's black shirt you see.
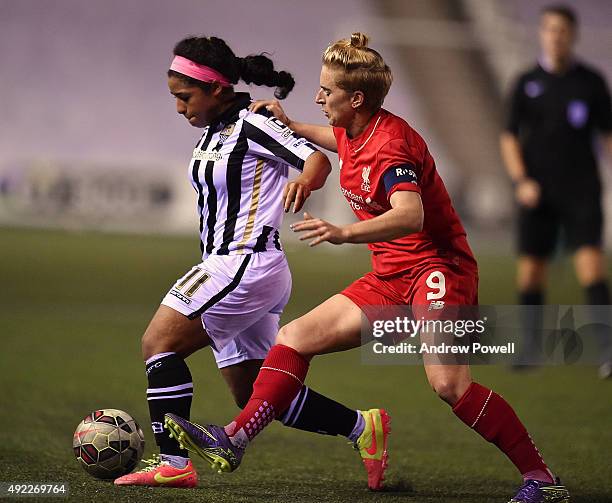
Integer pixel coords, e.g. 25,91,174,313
505,61,612,191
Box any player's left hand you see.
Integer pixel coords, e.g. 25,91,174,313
283,180,311,213
290,212,349,246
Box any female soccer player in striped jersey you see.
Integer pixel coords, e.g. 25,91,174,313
164,33,571,503
115,35,388,489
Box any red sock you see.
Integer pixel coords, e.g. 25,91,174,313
453,382,554,483
225,345,309,447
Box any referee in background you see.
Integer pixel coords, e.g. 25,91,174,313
500,4,612,378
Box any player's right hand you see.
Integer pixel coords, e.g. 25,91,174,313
249,99,292,128
283,180,312,213
515,178,541,208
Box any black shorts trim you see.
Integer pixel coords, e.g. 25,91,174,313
187,254,252,319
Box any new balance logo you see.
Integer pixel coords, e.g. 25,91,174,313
428,300,445,310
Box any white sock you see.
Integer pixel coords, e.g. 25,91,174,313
347,411,366,443
225,421,248,450
160,453,189,469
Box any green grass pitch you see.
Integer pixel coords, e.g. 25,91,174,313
0,227,610,502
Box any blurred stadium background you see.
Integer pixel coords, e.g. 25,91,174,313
2,0,612,241
1,1,611,502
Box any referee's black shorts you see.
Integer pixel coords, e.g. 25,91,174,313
518,188,603,257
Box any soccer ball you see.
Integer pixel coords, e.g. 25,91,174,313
73,409,145,479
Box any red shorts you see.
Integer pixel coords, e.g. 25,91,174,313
341,260,479,323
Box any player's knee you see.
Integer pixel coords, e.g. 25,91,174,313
141,332,156,361
141,329,178,360
429,378,465,406
517,258,546,290
517,268,544,290
276,322,301,349
276,320,319,358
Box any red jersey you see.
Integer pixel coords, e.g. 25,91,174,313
333,108,476,277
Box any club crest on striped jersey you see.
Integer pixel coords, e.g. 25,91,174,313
219,123,236,141
192,123,235,161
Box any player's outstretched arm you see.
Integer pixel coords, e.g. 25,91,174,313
250,99,337,152
342,191,423,243
283,151,332,213
291,191,423,246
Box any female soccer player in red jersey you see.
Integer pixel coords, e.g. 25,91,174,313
165,33,570,502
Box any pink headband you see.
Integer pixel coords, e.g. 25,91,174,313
170,55,232,87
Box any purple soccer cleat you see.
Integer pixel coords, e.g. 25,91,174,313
508,478,570,503
164,413,243,473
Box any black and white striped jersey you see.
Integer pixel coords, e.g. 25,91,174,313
188,93,318,258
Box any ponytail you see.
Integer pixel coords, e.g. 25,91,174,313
170,36,295,99
238,54,295,99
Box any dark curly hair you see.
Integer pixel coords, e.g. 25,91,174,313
168,36,295,99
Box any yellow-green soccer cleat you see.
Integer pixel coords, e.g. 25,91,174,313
354,408,391,490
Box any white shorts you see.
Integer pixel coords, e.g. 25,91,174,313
161,251,291,368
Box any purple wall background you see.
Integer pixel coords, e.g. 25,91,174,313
511,0,612,80
2,0,610,232
1,0,387,165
